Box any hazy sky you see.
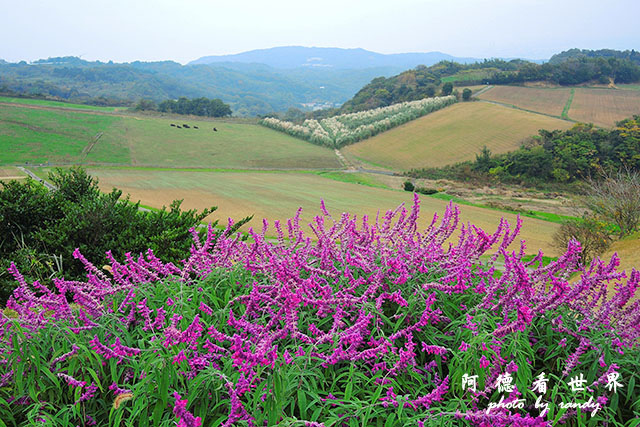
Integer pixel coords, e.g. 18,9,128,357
1,0,638,64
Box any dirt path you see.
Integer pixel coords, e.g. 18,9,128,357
17,167,57,190
472,85,493,97
334,149,356,171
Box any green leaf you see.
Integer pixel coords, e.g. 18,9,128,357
626,375,635,404
384,413,396,427
297,389,307,419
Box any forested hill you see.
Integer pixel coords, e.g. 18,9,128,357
340,49,640,113
339,59,524,113
549,48,640,65
0,57,402,116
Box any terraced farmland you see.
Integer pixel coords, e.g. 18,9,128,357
342,102,573,171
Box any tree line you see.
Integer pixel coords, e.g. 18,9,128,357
135,96,232,117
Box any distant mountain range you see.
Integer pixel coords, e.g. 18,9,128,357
0,47,548,116
189,46,534,69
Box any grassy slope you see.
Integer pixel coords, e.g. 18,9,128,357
342,102,573,171
477,86,571,117
477,86,640,127
0,102,341,169
113,116,340,169
0,104,122,164
0,96,122,112
604,235,640,282
441,69,497,84
87,168,560,255
568,88,640,127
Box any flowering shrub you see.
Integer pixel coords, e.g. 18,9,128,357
261,96,456,148
1,197,639,426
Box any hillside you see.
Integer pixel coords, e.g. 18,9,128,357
340,49,640,112
0,57,402,116
548,48,640,65
0,99,340,168
86,167,560,255
478,85,640,127
341,102,573,171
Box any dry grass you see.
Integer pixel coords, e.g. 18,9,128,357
342,102,573,171
477,86,571,116
0,167,27,182
88,168,561,256
569,88,640,127
604,236,640,276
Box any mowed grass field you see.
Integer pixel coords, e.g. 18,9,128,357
342,102,573,171
0,96,123,112
605,236,640,279
477,86,571,117
0,101,341,169
476,85,640,127
441,69,498,84
0,104,122,164
568,88,640,127
86,168,561,255
107,116,340,169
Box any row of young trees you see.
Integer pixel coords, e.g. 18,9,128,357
261,95,456,148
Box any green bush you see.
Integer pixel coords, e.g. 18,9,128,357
415,187,438,195
0,167,250,303
403,180,415,191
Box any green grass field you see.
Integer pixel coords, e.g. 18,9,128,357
0,103,341,169
0,104,122,164
617,84,640,91
86,167,561,255
342,102,573,171
441,69,497,84
0,96,123,112
113,116,340,169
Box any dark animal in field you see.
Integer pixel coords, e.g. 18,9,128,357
193,126,199,129
183,124,190,128
170,124,176,127
177,125,182,128
213,127,217,132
